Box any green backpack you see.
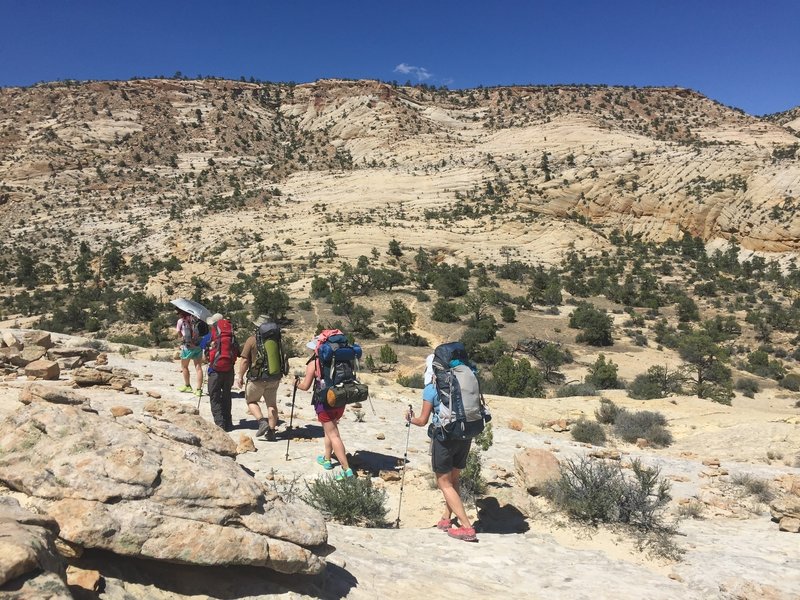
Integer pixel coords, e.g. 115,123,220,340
248,322,288,381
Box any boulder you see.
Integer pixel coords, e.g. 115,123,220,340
2,331,22,349
19,383,90,407
20,331,53,349
72,366,129,389
24,359,60,380
0,399,327,575
0,497,67,590
0,347,21,364
110,406,133,417
770,498,800,522
778,517,800,533
66,565,104,592
17,345,47,365
55,356,84,370
514,448,561,496
47,346,100,366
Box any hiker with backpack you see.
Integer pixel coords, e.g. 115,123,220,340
175,308,204,397
294,329,368,480
405,343,491,543
235,316,288,441
201,313,240,431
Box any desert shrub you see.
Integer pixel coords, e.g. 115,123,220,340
500,305,516,323
779,372,800,391
297,300,313,311
676,499,705,520
585,354,622,389
108,333,150,347
595,398,623,424
543,457,681,558
734,377,760,398
628,365,684,400
730,473,774,504
303,475,389,527
569,302,614,346
459,424,493,503
489,356,545,398
397,373,425,389
379,344,398,364
614,410,672,447
556,383,598,397
571,418,607,445
431,299,460,323
123,292,159,323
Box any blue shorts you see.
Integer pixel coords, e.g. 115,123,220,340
181,347,202,360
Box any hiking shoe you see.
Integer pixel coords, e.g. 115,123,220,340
193,389,202,397
335,468,355,481
266,428,276,442
436,518,454,531
256,419,270,438
177,385,193,393
447,527,478,542
316,456,333,470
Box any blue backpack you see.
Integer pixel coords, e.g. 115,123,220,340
312,332,369,408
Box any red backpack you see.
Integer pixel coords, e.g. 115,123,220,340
208,319,239,372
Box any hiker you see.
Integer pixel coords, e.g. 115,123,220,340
202,313,239,431
235,316,287,441
175,308,203,396
295,333,355,480
405,353,478,542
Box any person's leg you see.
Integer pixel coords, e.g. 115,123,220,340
321,420,349,471
436,470,471,529
264,380,279,430
221,370,234,430
207,371,225,429
192,355,203,391
246,381,269,436
180,357,191,388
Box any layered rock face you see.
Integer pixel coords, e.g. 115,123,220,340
0,391,327,576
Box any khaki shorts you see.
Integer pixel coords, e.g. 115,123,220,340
245,379,280,408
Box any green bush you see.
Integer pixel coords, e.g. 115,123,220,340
569,303,614,346
614,410,672,447
460,423,493,503
303,475,389,527
779,373,800,391
556,383,598,397
431,298,460,323
397,373,425,389
628,365,684,400
543,457,680,558
379,344,398,364
500,305,516,323
570,418,606,445
735,377,760,398
585,354,622,389
489,356,545,398
595,398,623,424
108,333,150,347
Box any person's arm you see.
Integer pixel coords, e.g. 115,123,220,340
408,400,433,427
235,338,251,388
294,359,316,391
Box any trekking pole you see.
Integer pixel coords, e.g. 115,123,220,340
285,376,299,461
394,404,413,529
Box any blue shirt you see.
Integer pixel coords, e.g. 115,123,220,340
423,383,441,426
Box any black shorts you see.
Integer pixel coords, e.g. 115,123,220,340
431,438,471,474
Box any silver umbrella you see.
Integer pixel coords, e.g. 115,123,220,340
170,298,212,323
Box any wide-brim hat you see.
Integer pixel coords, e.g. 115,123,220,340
207,313,223,326
306,336,320,351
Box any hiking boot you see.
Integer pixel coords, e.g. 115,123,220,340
256,419,270,438
316,456,333,470
335,468,355,481
177,385,193,393
447,527,478,542
266,428,276,442
436,518,455,531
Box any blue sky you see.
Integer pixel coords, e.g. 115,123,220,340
2,0,798,115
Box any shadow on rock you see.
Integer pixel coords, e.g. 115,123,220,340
71,549,358,600
474,497,530,534
350,449,405,475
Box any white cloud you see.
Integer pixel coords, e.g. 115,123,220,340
394,63,432,81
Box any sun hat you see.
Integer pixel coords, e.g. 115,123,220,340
306,336,320,351
207,313,223,325
253,314,270,328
